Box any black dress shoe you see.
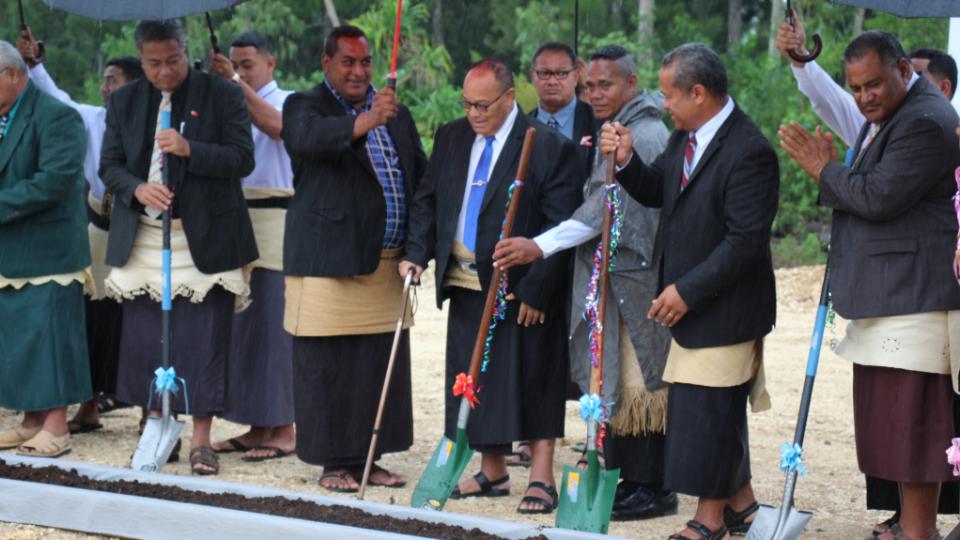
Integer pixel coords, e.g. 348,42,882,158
610,486,678,521
614,480,641,505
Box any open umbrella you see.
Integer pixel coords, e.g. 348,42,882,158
830,0,960,18
41,0,244,20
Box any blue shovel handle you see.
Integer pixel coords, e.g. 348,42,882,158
160,110,171,312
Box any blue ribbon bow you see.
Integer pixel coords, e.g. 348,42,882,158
154,367,179,395
779,442,808,475
579,393,605,423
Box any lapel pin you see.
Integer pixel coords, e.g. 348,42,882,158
190,110,199,118
579,135,593,147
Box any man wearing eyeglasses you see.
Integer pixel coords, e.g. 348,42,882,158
529,42,595,163
402,58,580,514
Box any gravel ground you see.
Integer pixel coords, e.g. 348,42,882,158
2,265,958,539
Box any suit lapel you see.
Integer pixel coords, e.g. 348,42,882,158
0,83,35,175
448,123,474,220
669,106,740,215
479,116,524,214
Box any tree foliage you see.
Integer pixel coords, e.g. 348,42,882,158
3,0,948,266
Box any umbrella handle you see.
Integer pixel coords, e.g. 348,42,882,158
785,2,822,64
387,0,404,89
206,13,220,55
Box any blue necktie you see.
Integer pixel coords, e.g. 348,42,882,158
464,136,496,252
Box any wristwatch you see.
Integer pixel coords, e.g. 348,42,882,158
231,73,241,84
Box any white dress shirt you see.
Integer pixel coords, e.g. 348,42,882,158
455,103,520,243
29,64,108,199
689,96,735,170
243,80,294,190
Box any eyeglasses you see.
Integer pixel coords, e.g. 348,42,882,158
534,69,574,81
460,88,510,113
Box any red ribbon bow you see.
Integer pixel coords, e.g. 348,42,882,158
452,373,479,409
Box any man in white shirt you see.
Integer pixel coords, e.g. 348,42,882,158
17,28,143,435
209,32,296,463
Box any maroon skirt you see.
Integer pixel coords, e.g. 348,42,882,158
853,364,956,483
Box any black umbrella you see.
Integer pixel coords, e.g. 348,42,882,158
41,0,245,21
830,0,960,18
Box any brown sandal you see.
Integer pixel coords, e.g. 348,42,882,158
319,469,359,493
17,431,72,458
190,446,219,475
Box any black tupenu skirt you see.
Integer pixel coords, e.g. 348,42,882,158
292,331,413,467
84,296,122,396
114,286,234,416
222,269,294,427
443,287,567,454
604,430,666,485
664,381,751,499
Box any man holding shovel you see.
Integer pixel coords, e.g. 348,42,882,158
100,19,257,475
600,43,778,540
494,44,676,522
780,31,960,540
402,58,580,514
281,25,426,492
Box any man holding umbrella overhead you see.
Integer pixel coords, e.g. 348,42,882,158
281,25,425,492
100,19,257,476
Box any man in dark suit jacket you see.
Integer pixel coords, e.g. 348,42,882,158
601,43,779,539
402,59,580,514
280,25,427,493
0,40,91,458
100,19,256,475
781,31,960,540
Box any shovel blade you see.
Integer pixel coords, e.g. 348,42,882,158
410,428,473,510
745,504,812,540
945,522,960,540
131,416,184,472
555,450,620,534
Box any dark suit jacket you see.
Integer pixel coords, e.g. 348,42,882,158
100,69,257,273
405,111,581,310
820,76,960,319
281,83,427,277
0,81,89,277
529,97,596,180
616,104,779,349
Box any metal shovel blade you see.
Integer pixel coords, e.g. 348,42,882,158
745,504,812,540
410,428,473,511
131,415,184,472
945,522,960,540
555,450,619,533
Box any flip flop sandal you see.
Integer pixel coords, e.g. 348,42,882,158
319,469,359,493
0,425,41,450
668,520,729,540
190,446,220,476
449,471,510,499
873,512,901,537
356,464,407,488
506,448,532,468
887,524,943,540
68,420,103,434
214,437,253,454
16,431,72,458
516,481,558,515
241,445,292,462
723,500,759,535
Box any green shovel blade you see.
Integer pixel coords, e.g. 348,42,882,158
410,428,474,510
556,450,620,533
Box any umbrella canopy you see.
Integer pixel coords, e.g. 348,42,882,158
42,0,245,21
830,0,960,18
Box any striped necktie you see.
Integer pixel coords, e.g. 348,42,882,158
145,91,172,219
0,114,7,143
851,123,881,171
680,133,697,191
546,115,560,130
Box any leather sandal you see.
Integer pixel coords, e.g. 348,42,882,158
189,446,219,475
886,523,942,540
0,425,41,450
668,520,729,540
723,500,759,534
517,481,558,514
873,512,900,537
449,471,510,499
16,431,71,458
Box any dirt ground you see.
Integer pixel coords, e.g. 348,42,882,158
1,265,958,540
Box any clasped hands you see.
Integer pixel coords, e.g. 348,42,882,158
779,122,837,181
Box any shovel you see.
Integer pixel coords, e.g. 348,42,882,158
131,110,186,472
411,127,537,510
556,154,620,533
746,265,831,540
358,267,415,500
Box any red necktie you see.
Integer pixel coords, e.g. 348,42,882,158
680,133,697,190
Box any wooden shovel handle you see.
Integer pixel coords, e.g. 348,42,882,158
467,127,537,382
589,154,616,396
